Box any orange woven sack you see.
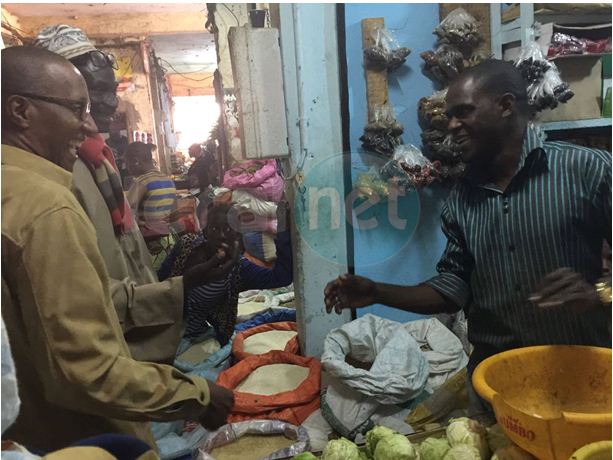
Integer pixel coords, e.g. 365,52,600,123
232,322,299,362
217,350,321,425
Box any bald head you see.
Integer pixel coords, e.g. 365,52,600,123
2,46,96,167
2,46,86,103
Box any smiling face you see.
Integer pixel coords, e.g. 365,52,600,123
72,51,119,133
31,65,98,167
445,76,506,164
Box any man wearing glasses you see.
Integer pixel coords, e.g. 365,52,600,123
34,25,212,365
1,45,234,453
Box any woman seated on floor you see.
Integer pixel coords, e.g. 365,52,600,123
158,201,292,345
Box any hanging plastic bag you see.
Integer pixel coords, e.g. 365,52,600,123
515,41,551,83
434,8,482,51
528,64,574,111
381,144,441,189
360,103,404,157
516,41,574,112
548,64,574,104
418,89,448,130
364,26,411,71
354,167,390,200
196,420,310,460
421,45,466,83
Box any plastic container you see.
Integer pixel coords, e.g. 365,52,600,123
473,345,612,460
571,441,612,460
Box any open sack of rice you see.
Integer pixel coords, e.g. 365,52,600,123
217,350,321,425
232,322,299,361
195,420,310,460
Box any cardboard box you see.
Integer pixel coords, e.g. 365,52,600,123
537,55,602,122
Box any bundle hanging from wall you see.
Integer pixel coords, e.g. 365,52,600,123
418,8,486,181
360,19,410,158
514,40,574,112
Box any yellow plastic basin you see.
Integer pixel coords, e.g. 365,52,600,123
570,441,612,460
473,346,611,460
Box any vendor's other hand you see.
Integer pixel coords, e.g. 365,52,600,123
183,240,240,291
528,267,601,312
198,380,234,431
324,274,377,314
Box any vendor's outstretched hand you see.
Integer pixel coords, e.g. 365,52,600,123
528,267,601,312
324,274,377,314
183,240,241,292
198,380,235,431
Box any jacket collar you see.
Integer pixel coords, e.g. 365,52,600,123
2,144,72,190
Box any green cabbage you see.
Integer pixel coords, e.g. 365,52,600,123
365,426,397,457
321,438,360,460
486,424,512,453
419,436,451,460
491,445,536,460
292,453,317,460
373,433,419,460
446,418,490,459
443,443,481,460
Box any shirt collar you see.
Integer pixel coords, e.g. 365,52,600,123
1,144,72,190
463,123,547,190
518,122,546,171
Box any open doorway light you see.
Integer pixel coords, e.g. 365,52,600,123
172,95,220,152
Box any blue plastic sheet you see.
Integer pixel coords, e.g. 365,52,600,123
234,308,296,333
173,329,234,377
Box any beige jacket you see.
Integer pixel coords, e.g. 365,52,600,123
1,145,210,451
71,158,183,363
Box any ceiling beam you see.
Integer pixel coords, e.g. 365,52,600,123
167,73,215,97
12,11,208,39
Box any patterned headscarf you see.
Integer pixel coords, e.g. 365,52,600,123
34,24,97,60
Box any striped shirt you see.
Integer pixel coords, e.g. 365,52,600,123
127,169,177,237
158,230,293,339
426,125,611,361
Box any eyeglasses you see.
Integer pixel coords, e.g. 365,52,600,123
89,50,119,71
13,93,91,121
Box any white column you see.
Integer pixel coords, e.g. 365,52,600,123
279,4,351,357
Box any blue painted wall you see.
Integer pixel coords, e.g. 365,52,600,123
345,4,452,322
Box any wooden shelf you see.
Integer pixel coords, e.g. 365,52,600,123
539,118,612,131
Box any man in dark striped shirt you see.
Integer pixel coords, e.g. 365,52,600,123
324,60,611,414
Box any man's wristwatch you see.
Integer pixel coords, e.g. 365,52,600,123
595,279,612,306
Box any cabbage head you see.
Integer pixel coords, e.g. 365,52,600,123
486,424,512,453
292,453,317,460
419,436,451,460
491,445,536,460
373,433,419,460
365,425,397,457
322,438,360,460
446,418,489,459
443,443,481,460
